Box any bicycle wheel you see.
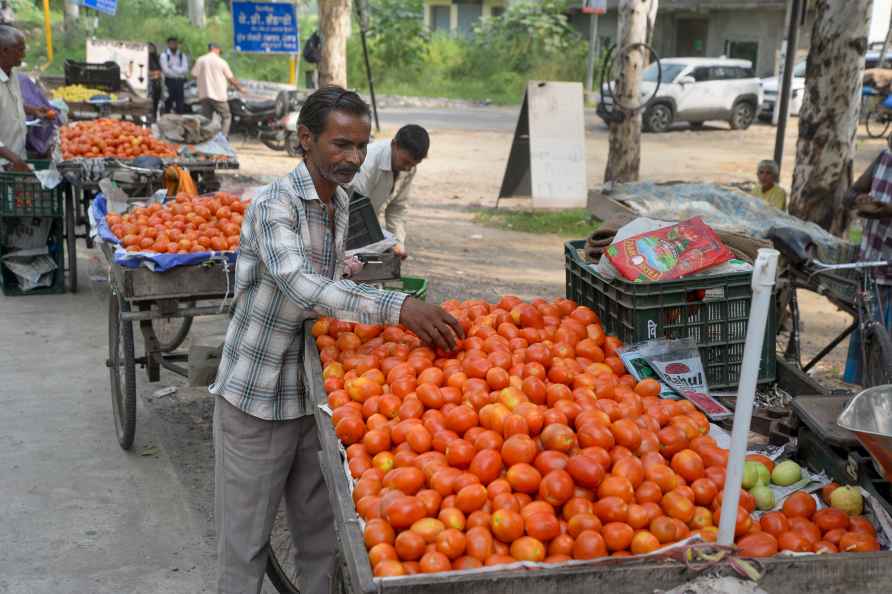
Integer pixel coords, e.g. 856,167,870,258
151,303,194,352
862,322,892,387
108,294,137,449
866,110,890,139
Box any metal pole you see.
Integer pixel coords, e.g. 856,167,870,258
773,0,802,174
355,1,380,132
772,0,794,126
584,13,600,100
42,0,54,63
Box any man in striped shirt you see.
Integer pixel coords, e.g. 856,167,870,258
210,86,462,594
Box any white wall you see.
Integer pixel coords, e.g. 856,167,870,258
871,0,892,44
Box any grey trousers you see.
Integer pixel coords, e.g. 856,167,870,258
202,98,232,137
214,396,336,594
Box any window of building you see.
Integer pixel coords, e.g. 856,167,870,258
457,1,483,35
491,6,505,18
430,5,450,33
724,40,759,73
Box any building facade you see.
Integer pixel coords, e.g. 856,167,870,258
566,0,814,78
423,0,509,35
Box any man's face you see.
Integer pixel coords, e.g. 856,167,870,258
300,110,371,186
168,41,178,52
0,36,26,70
392,145,422,173
757,168,775,188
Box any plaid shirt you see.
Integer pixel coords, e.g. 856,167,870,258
862,149,892,285
210,161,407,420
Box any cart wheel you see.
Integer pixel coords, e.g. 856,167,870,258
866,110,891,139
152,308,194,352
64,184,78,293
863,322,892,387
108,294,137,450
266,502,300,593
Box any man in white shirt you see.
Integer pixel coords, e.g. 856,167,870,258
192,43,244,137
0,25,53,171
160,36,189,114
346,124,429,258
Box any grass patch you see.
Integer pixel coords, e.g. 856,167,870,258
473,208,596,237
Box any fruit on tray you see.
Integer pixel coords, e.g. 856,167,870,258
106,192,246,254
52,84,118,102
61,119,177,160
318,299,885,575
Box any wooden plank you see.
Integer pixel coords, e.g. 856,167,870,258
776,356,829,397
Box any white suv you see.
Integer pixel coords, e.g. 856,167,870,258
601,57,763,133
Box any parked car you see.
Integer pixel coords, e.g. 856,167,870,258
760,50,892,119
599,57,763,133
760,61,806,119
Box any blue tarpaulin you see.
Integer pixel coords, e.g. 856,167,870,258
91,194,238,272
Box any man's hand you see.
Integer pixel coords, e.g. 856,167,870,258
8,159,31,173
399,297,465,352
855,195,892,219
584,226,618,262
392,244,408,260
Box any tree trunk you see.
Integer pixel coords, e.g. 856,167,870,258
604,0,658,183
319,0,352,88
789,0,872,236
188,0,207,28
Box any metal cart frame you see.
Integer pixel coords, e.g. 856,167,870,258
101,241,233,450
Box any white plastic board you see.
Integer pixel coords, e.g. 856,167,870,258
86,39,149,92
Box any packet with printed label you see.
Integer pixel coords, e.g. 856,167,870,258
637,337,733,420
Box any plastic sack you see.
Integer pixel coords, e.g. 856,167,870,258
606,217,733,282
90,193,237,272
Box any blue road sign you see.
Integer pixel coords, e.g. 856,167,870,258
80,0,118,16
232,2,299,54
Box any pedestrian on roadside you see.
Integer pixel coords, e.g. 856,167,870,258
191,42,244,137
347,124,430,259
160,36,188,114
209,86,463,594
0,25,55,171
147,42,163,123
751,159,787,211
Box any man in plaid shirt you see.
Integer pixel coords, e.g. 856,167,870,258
844,138,892,384
210,86,463,594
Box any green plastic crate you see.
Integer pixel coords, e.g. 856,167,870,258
0,160,64,218
384,276,428,301
0,218,66,296
565,240,775,389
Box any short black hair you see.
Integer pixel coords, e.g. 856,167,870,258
394,125,430,161
298,85,370,142
167,37,178,43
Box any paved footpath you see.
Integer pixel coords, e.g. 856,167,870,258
0,256,208,593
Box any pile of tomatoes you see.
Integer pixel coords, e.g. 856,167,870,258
106,192,246,254
316,296,882,577
61,119,177,160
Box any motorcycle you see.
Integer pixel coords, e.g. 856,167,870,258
184,84,301,154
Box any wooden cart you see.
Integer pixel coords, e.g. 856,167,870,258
285,325,892,594
101,241,234,450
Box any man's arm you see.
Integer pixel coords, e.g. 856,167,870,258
224,63,245,93
384,174,412,248
253,193,461,349
0,145,29,172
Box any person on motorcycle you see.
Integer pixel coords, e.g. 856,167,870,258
346,124,429,258
843,135,892,384
192,43,244,137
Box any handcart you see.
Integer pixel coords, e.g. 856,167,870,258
100,240,234,449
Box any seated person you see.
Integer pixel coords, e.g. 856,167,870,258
752,159,787,211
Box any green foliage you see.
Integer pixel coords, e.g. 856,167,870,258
474,208,595,238
366,0,429,75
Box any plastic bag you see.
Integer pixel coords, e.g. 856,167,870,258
606,217,734,282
